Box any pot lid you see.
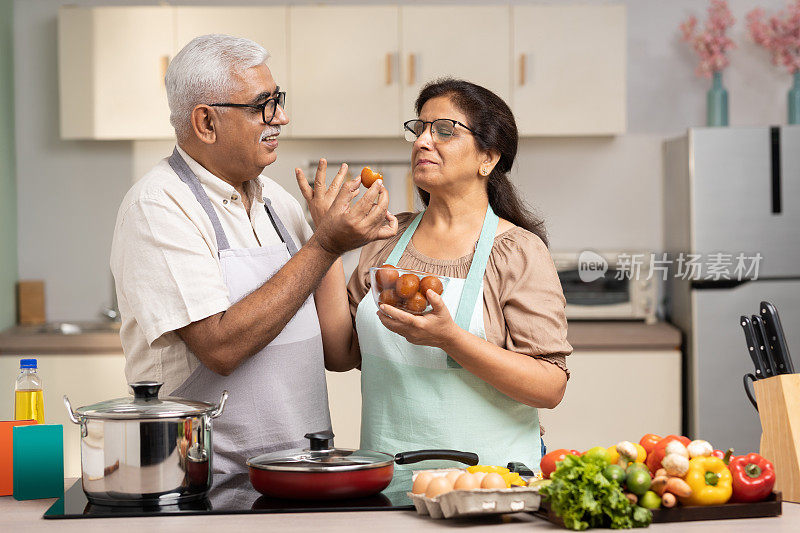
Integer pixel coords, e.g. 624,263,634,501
74,382,218,420
247,431,394,472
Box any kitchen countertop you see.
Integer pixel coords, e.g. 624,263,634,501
567,321,682,350
0,321,681,355
1,479,796,532
0,324,123,354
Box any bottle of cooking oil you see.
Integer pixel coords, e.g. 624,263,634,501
15,358,44,424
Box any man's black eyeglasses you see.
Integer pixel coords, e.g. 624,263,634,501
210,91,286,124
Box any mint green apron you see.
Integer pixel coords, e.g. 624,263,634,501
355,205,542,470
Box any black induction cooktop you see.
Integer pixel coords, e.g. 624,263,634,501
44,471,414,519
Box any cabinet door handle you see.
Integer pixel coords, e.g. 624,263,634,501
519,54,526,86
385,53,393,85
161,55,171,86
408,54,416,86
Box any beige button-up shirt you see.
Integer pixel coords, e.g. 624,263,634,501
110,146,313,394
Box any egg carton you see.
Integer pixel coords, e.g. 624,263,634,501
407,487,541,519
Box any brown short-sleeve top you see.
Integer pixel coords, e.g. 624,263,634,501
346,212,572,377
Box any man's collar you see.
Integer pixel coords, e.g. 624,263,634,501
174,145,264,201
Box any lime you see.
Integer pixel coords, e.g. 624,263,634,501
626,469,652,496
583,446,610,464
603,464,626,484
639,490,661,510
626,462,649,475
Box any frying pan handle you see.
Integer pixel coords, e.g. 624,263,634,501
394,450,479,466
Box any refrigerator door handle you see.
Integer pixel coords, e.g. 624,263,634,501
770,126,781,215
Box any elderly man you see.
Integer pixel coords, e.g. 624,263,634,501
110,34,396,473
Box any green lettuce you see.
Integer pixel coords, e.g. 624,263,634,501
540,454,652,530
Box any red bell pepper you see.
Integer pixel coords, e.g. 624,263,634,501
646,435,691,475
711,448,735,464
728,453,776,502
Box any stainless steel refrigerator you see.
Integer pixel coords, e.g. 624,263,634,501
664,126,800,454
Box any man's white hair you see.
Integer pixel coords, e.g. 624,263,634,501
166,34,270,142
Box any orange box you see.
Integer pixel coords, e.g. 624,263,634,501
0,420,38,496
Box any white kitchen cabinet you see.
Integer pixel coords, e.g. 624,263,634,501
174,7,291,136
512,5,626,136
399,6,511,120
59,4,627,140
58,6,175,140
288,6,401,138
0,353,129,478
538,349,681,453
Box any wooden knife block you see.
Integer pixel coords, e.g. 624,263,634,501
754,373,800,503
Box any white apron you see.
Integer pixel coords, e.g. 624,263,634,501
168,148,331,474
355,205,542,470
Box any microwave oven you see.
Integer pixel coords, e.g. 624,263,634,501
551,251,659,324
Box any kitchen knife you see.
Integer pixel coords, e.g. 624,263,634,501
753,315,780,378
760,301,795,374
740,316,768,379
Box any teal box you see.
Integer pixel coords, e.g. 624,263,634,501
12,424,64,500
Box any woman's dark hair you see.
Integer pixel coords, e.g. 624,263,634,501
414,78,548,247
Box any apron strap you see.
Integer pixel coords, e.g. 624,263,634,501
168,147,231,252
447,204,498,368
263,197,299,257
385,211,424,266
453,204,498,331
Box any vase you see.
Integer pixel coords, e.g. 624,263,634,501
706,71,728,127
789,71,800,125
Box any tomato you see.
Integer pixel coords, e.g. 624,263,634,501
645,435,691,475
375,265,400,291
396,273,420,299
419,276,444,299
360,166,383,188
540,449,578,479
404,292,428,314
378,289,401,307
639,434,662,455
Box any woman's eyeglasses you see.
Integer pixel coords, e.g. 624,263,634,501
403,119,480,143
210,91,287,124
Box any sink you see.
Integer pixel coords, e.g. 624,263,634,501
33,321,121,335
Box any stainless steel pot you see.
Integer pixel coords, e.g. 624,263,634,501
64,381,227,506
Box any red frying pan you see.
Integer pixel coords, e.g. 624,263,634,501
247,431,478,500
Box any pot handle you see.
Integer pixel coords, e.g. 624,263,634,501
210,390,229,419
394,450,479,466
63,395,81,424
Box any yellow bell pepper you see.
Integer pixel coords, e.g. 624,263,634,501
501,472,526,487
680,456,733,506
467,465,510,475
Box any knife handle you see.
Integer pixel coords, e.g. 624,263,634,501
740,316,767,379
753,315,779,377
760,301,795,374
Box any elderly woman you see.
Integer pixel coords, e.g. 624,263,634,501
346,79,572,469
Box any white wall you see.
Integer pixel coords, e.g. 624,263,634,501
15,0,793,321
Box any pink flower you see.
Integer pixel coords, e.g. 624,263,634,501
680,0,737,78
747,0,800,74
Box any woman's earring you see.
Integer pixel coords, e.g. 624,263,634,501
480,166,490,176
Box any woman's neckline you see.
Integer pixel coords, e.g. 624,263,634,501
405,224,518,266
